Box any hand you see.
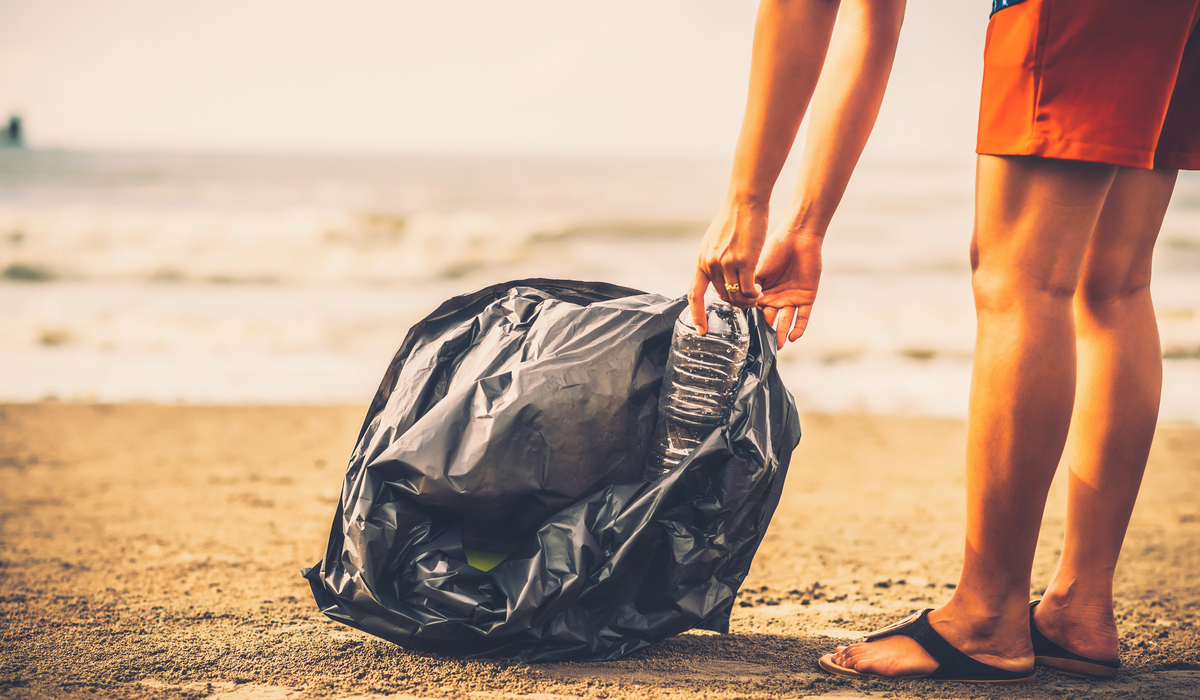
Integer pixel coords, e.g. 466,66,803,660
755,227,823,350
688,198,767,333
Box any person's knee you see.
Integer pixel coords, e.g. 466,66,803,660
971,261,1079,313
1076,271,1152,313
969,227,1088,314
1076,246,1155,307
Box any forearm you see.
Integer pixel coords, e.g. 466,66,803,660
692,0,902,321
784,0,905,234
726,0,842,211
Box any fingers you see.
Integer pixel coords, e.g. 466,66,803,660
774,306,795,350
756,303,815,348
708,262,760,309
705,263,732,306
789,307,812,342
734,265,761,304
705,268,734,303
717,266,758,309
688,268,710,335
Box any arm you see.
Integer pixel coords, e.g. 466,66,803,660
690,0,905,341
757,0,905,348
690,0,840,326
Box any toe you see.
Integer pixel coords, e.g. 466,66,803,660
834,636,940,678
831,643,861,667
839,645,873,669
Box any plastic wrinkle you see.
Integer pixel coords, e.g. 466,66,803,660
303,278,801,661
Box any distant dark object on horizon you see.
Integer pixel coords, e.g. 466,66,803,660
3,116,24,148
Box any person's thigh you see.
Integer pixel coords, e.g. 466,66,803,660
971,155,1117,303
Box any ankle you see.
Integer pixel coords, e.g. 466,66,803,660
1035,598,1117,638
934,596,1035,648
1040,581,1115,618
927,603,1034,671
942,589,1035,629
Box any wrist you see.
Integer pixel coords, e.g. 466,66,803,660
724,184,772,212
781,221,828,242
780,206,831,239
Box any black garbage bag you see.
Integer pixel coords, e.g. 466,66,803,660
303,279,801,661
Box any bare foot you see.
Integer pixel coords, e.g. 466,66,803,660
826,606,1034,678
1033,597,1120,663
829,636,938,678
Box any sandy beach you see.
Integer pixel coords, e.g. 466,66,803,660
2,404,1197,699
4,3,1200,698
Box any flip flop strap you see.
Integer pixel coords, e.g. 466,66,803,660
866,609,1032,682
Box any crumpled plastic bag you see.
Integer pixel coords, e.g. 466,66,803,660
303,278,801,661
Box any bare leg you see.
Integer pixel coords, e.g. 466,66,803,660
1033,167,1177,662
831,155,1117,676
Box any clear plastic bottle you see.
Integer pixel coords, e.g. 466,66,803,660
646,301,750,479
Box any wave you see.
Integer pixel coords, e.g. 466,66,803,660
0,201,720,284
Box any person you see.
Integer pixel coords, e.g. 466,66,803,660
693,0,1200,685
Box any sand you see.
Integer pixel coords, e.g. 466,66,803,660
1,404,1198,700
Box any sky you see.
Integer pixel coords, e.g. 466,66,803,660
0,0,989,159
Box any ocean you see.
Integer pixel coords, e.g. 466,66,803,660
2,149,1198,421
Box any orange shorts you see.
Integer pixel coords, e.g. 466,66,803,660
978,0,1200,170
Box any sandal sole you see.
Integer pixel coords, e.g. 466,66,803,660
1036,655,1119,679
819,654,1036,684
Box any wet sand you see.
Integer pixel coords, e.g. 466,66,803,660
2,404,1198,699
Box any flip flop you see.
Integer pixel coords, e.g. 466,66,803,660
1029,600,1120,678
818,608,1036,684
